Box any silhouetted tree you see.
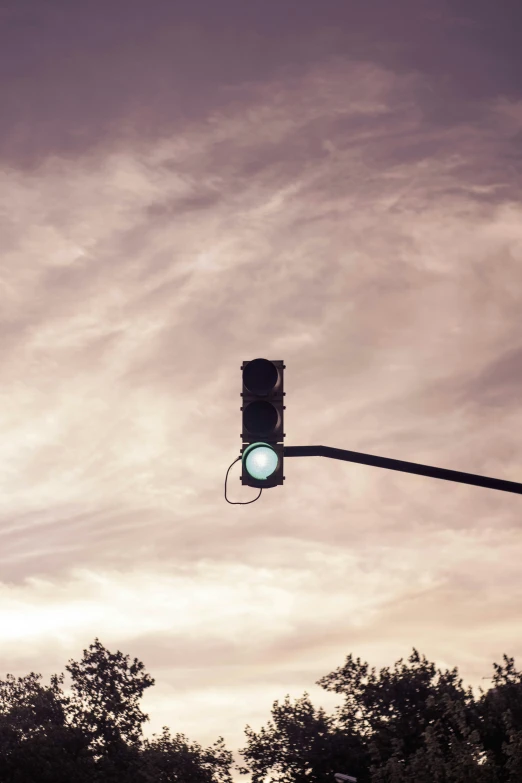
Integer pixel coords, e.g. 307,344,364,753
3,641,522,782
0,639,234,783
0,671,93,782
476,655,522,782
372,690,499,783
317,649,476,769
236,691,369,783
64,637,154,755
140,728,233,783
503,710,522,783
237,649,522,783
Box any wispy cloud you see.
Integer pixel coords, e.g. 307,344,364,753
0,43,521,776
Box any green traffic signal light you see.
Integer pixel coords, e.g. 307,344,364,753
240,359,285,489
242,442,279,480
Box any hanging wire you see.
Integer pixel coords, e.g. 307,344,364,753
224,456,263,505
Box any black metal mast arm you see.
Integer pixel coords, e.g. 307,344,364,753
283,445,522,496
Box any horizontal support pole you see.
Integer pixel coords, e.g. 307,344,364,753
283,445,522,496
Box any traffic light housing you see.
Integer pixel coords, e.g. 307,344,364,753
240,358,285,488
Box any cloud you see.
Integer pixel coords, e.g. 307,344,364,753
0,51,521,777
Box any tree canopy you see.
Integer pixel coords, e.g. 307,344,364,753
238,648,522,783
0,638,233,783
1,640,521,782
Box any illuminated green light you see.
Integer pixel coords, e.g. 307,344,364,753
243,442,279,480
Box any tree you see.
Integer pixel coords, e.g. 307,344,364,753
316,648,476,770
477,655,522,782
372,690,499,783
236,691,369,783
64,637,155,755
141,727,233,783
236,649,515,783
0,639,234,783
503,710,522,782
0,671,93,783
3,640,522,782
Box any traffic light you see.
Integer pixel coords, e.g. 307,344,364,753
240,358,285,489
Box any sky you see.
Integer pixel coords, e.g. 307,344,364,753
1,0,522,778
